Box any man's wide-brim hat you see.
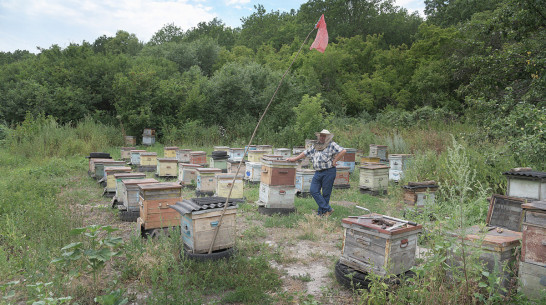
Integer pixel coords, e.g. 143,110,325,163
315,129,332,136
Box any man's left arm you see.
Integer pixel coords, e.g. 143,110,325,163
332,144,346,166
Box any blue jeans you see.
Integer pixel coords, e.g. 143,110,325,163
310,167,336,215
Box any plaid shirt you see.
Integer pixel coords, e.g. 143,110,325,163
304,142,344,171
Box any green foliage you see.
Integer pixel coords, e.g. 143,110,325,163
290,94,331,144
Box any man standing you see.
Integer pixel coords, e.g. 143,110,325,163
287,129,346,216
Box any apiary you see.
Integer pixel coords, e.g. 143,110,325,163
213,146,230,152
103,166,132,193
503,169,546,201
520,200,546,299
359,164,390,195
170,197,240,254
389,154,413,182
334,166,351,189
256,145,273,154
124,136,136,146
228,148,245,161
113,173,146,204
273,148,291,158
216,173,244,199
210,151,229,172
142,128,156,146
94,160,127,180
163,146,178,158
120,147,136,160
295,169,315,197
195,168,222,197
88,157,112,177
139,152,158,172
190,151,207,166
179,163,202,187
245,162,262,183
261,158,297,186
248,150,267,163
156,158,178,177
227,159,246,174
258,183,297,211
130,150,147,166
369,144,388,160
121,178,159,212
340,214,422,277
402,181,439,209
137,182,182,233
176,149,192,163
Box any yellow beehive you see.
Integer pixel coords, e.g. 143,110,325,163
156,158,178,177
164,146,178,158
216,173,244,199
247,150,267,163
140,152,157,166
104,166,132,192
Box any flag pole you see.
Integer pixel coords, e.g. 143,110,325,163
207,26,318,254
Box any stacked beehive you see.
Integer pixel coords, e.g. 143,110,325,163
333,166,351,189
163,146,178,158
210,151,229,173
118,178,158,222
129,150,146,166
337,148,357,173
257,156,297,215
245,150,266,183
112,172,146,206
359,164,390,195
402,181,439,212
137,182,182,237
389,154,413,182
142,128,155,146
190,151,207,167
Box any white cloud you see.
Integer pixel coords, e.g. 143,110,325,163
224,0,250,6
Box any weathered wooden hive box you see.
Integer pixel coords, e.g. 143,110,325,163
227,159,246,174
360,156,381,164
256,145,273,154
137,182,182,231
103,167,132,191
448,194,524,290
156,158,178,177
210,151,229,172
139,152,157,172
213,146,230,152
195,168,222,196
120,147,136,160
520,200,546,299
503,169,546,201
295,169,315,196
130,150,146,165
258,183,297,209
389,154,413,182
113,173,146,203
190,151,207,166
244,161,262,183
369,144,388,161
340,214,422,276
261,158,297,186
359,164,390,195
216,173,244,199
244,145,257,156
94,160,127,180
170,197,239,254
402,181,439,209
88,158,112,177
273,148,291,158
124,136,136,146
163,146,178,158
176,149,192,163
142,128,155,146
339,148,357,173
334,166,351,189
122,178,158,212
248,150,267,163
179,163,202,186
228,148,245,161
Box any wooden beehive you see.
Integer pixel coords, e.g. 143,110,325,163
179,163,202,186
343,148,357,162
142,128,156,146
256,145,273,154
163,146,178,158
334,166,351,189
244,145,257,156
402,181,439,208
337,161,355,174
260,159,297,186
130,150,147,165
124,136,136,146
190,151,207,166
216,173,244,199
140,152,157,167
503,169,546,201
120,147,136,160
227,159,246,174
295,169,315,194
369,144,388,160
520,200,546,298
88,158,112,177
104,167,132,191
138,182,182,230
389,154,413,182
209,157,228,172
121,178,158,211
196,168,222,194
213,146,230,152
176,149,192,163
228,148,245,161
340,214,422,276
258,183,296,209
94,160,127,180
245,162,262,182
156,158,178,177
247,150,267,163
360,156,381,164
113,173,146,203
273,148,291,158
359,164,390,195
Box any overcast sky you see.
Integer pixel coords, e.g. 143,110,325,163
0,0,425,53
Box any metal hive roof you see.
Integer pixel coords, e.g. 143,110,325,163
170,197,241,215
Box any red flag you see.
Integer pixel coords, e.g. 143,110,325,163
310,14,328,53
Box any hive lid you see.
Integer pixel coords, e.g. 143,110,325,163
114,173,146,179
249,150,267,153
261,158,296,166
180,163,202,168
486,194,526,232
190,151,206,155
450,225,522,249
521,200,546,211
217,173,244,179
140,152,157,156
164,146,179,150
138,182,181,190
86,152,111,159
178,149,192,152
403,181,438,190
157,158,178,162
104,166,132,172
170,197,242,215
90,158,114,162
341,213,422,235
229,147,244,151
370,144,388,148
122,178,158,185
196,168,222,173
345,148,357,153
130,150,147,153
502,169,546,179
359,164,390,170
257,145,272,148
95,160,126,165
263,155,284,160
